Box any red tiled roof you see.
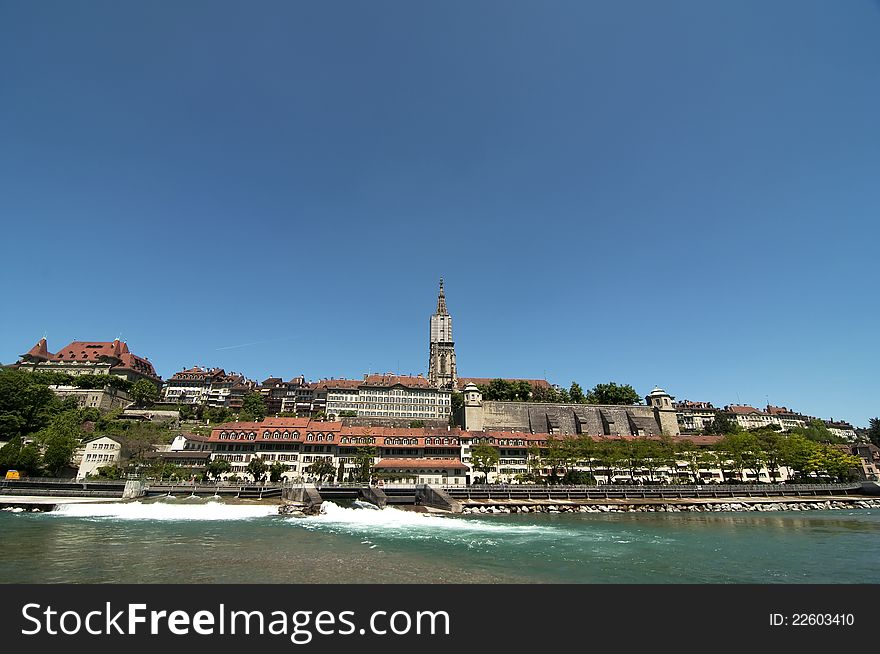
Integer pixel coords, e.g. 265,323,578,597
24,338,160,380
143,451,211,461
209,419,343,442
23,338,50,360
363,374,433,389
374,458,467,470
180,432,211,442
312,379,362,390
725,405,763,415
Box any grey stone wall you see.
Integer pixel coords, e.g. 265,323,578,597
469,401,679,436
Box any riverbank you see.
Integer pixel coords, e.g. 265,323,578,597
460,496,880,514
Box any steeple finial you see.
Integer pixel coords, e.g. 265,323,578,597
436,278,447,315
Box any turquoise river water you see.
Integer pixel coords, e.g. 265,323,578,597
2,499,879,583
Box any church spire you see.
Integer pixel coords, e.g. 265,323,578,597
436,278,448,315
428,278,456,389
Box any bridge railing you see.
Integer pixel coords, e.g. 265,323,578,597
444,482,860,492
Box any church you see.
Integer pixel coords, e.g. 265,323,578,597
426,279,679,437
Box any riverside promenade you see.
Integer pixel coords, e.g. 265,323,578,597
4,479,879,514
449,482,880,514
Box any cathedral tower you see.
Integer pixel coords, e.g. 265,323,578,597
427,278,457,389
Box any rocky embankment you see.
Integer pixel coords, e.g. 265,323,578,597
461,498,880,514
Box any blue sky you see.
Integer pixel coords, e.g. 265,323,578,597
1,1,878,426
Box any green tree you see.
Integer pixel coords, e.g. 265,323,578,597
306,458,336,483
779,434,818,481
269,461,288,483
112,423,165,463
512,381,534,402
129,379,159,407
239,392,267,422
449,392,464,426
544,436,578,484
0,368,64,439
352,447,377,482
755,429,785,482
574,435,597,480
34,410,87,476
42,437,77,476
815,446,861,482
206,459,232,480
0,436,43,476
469,443,500,483
409,420,425,428
247,456,268,482
92,465,123,480
676,440,703,483
526,444,544,480
203,406,234,425
717,432,759,482
867,418,880,448
790,419,842,444
481,379,514,401
585,382,641,406
149,462,185,481
569,382,586,404
704,412,739,435
595,440,626,484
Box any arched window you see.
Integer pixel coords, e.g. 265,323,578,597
263,431,270,438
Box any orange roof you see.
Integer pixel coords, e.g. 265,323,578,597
363,374,433,389
374,458,467,470
23,338,50,360
725,405,763,415
312,379,362,390
209,419,343,442
25,338,159,379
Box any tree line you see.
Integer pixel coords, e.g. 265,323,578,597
468,428,863,485
474,379,643,405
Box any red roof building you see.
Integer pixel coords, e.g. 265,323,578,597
13,337,160,384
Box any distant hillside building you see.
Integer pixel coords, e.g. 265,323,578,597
825,420,858,442
12,338,161,385
321,374,452,422
162,366,256,409
725,404,809,432
674,400,718,433
259,375,314,415
76,435,122,480
49,385,132,412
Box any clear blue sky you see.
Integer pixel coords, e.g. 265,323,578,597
1,1,878,426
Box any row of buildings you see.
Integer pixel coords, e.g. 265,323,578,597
9,332,859,441
76,417,880,485
674,400,858,440
6,280,865,487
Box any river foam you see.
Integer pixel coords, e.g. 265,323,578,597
48,500,279,521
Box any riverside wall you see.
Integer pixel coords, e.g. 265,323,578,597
460,497,880,514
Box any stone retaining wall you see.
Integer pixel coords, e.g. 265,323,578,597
462,498,880,514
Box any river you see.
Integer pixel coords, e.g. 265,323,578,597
2,499,878,583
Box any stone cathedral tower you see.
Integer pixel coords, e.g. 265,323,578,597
427,278,457,389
